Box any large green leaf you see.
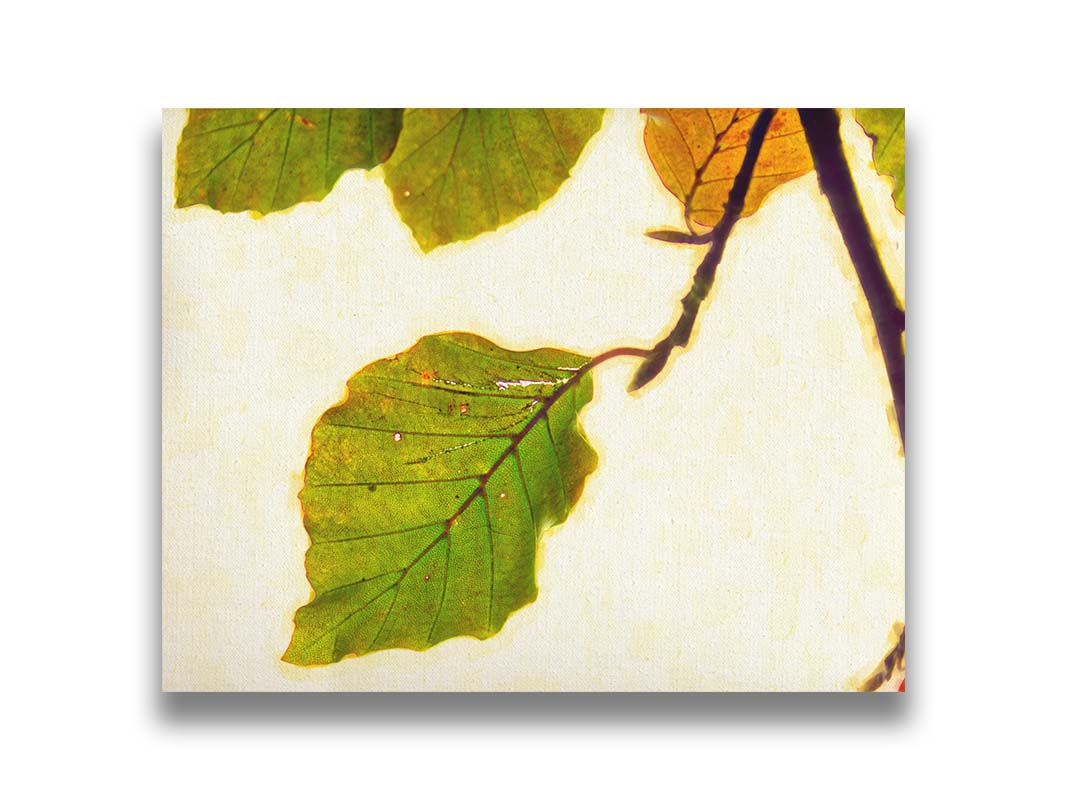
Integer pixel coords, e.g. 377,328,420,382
854,108,905,213
284,333,599,665
382,109,605,251
175,108,402,214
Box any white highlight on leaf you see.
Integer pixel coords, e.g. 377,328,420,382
494,379,561,390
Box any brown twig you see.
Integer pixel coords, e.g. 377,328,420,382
630,108,778,391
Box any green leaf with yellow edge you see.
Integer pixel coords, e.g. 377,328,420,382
175,108,402,215
854,108,905,213
284,332,599,665
642,108,813,230
382,109,605,251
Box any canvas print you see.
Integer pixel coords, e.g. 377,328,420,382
162,108,905,691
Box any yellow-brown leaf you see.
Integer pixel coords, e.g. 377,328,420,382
642,108,813,229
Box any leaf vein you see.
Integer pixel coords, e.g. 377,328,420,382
388,109,464,171
314,569,406,598
270,110,296,212
317,521,446,544
428,531,451,643
513,450,537,544
181,117,262,139
506,109,540,202
430,112,469,236
482,490,495,630
541,415,570,516
475,111,500,226
321,421,512,439
539,108,570,169
363,373,540,400
303,581,397,658
323,108,333,188
307,475,483,488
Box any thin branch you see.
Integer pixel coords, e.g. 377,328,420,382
630,109,778,391
798,109,905,447
799,112,907,689
858,624,905,692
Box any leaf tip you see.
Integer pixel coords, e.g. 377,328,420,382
280,640,312,667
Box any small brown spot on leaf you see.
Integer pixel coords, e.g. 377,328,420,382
459,403,469,415
296,115,316,130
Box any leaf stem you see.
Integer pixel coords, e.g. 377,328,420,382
630,109,778,391
586,346,655,371
798,109,905,447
